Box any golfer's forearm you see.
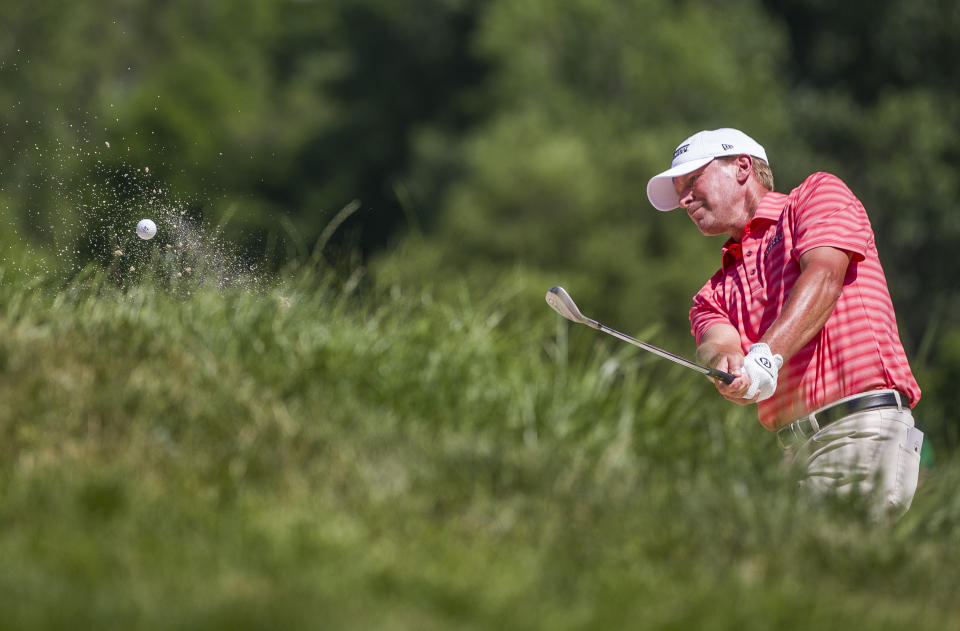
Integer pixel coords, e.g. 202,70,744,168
761,253,847,361
696,324,743,367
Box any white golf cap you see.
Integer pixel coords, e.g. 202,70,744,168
646,128,768,211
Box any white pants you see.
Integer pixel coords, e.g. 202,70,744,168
787,406,923,521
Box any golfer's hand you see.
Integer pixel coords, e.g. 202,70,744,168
742,343,783,402
697,326,776,405
709,352,755,405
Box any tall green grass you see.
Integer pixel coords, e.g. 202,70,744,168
0,264,958,629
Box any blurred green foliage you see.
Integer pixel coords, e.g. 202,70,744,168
1,0,487,259
0,0,957,445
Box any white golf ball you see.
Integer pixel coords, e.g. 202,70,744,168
136,218,157,240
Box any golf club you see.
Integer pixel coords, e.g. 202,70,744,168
545,286,734,384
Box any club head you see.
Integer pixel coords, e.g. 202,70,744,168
545,286,588,324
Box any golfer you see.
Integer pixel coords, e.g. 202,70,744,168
647,128,923,520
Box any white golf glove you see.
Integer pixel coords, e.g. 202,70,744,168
743,343,783,402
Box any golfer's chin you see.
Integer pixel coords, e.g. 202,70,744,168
690,216,722,237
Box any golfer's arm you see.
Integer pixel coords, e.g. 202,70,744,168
696,324,744,369
760,246,851,361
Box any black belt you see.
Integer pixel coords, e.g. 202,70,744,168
775,391,907,450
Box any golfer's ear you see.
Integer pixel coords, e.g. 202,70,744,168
733,155,753,184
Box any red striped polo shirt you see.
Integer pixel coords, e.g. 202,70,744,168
690,172,921,430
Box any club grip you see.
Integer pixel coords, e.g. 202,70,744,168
710,368,735,385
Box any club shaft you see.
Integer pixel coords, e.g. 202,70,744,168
545,286,734,384
590,320,735,384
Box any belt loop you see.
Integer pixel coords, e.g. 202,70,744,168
807,412,820,434
790,424,802,444
893,390,903,412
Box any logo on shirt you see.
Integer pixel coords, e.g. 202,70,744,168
765,229,783,256
673,144,689,160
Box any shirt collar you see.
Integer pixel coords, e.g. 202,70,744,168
720,191,786,270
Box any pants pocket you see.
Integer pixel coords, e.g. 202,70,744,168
889,428,923,517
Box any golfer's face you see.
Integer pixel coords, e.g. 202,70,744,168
673,159,740,237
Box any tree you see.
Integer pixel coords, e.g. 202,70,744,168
0,0,490,269
388,0,790,340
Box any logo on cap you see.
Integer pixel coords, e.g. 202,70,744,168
722,144,734,150
673,144,689,160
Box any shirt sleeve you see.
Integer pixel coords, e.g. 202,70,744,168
689,272,730,345
789,173,871,263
